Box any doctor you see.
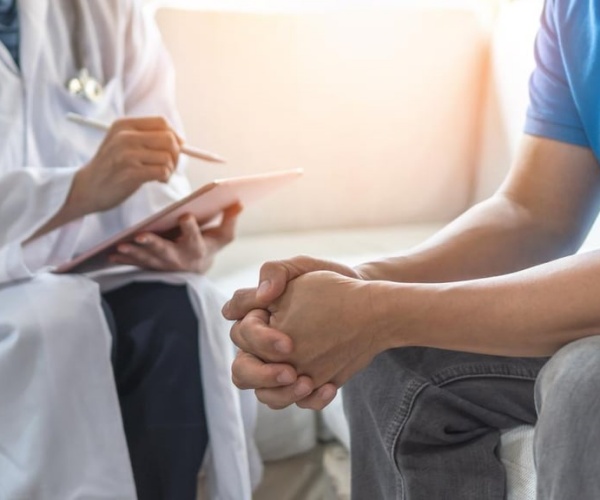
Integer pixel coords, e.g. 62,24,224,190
0,1,259,499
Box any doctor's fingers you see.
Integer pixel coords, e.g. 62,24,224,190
111,115,182,140
111,233,181,271
231,351,298,390
126,151,176,183
201,204,243,249
229,309,294,362
133,232,179,259
177,215,215,263
178,214,203,245
110,130,181,167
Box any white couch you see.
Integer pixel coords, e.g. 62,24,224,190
152,1,599,497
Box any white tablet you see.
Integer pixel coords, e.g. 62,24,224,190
54,168,303,274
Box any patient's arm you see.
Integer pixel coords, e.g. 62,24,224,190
357,135,600,283
225,135,600,318
225,135,600,410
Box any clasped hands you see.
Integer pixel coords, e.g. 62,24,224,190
223,256,386,410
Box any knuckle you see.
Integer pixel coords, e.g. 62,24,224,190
119,150,137,166
160,167,171,182
110,118,129,132
168,132,180,150
299,400,323,411
231,288,249,304
229,325,239,344
260,260,276,272
222,232,235,245
230,370,246,390
155,116,168,129
265,399,289,410
115,129,136,144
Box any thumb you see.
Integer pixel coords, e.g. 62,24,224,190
256,260,296,303
257,255,343,302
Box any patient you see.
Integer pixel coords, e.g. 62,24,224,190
224,0,600,498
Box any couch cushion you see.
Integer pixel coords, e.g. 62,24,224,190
500,425,536,500
208,223,444,292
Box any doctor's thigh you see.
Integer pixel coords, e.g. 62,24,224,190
0,274,136,500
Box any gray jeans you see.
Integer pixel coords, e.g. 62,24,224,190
344,336,600,499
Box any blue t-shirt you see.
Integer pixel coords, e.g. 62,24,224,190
525,0,600,158
0,0,18,68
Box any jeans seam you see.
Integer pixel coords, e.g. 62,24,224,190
386,378,431,500
437,372,539,388
430,363,542,387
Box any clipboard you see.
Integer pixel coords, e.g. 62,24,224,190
54,168,303,274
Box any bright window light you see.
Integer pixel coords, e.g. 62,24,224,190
149,0,498,14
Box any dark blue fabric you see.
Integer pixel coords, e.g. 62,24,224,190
0,0,18,68
525,0,600,158
102,282,208,500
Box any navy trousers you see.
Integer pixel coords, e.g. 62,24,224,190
102,282,208,500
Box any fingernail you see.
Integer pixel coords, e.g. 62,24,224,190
258,280,271,296
294,381,312,397
277,371,294,384
118,245,130,254
319,386,335,401
136,236,148,244
274,340,290,354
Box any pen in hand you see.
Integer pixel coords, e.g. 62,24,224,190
66,112,226,164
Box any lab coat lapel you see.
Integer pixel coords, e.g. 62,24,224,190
18,0,49,83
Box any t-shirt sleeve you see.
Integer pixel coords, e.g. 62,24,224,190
524,0,589,147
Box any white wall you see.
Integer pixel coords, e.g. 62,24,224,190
156,2,492,235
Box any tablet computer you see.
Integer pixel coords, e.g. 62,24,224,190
54,168,303,274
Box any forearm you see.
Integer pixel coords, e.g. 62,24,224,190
357,193,580,284
358,137,600,284
27,169,92,241
374,249,600,357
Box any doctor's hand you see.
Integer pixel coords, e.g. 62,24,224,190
230,271,385,410
109,204,241,274
69,116,183,216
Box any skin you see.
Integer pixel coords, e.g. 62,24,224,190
31,116,239,273
223,135,600,410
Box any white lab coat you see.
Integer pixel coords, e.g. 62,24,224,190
0,1,260,498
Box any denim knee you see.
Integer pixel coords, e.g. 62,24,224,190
535,335,600,413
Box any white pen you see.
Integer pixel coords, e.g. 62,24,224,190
66,112,226,164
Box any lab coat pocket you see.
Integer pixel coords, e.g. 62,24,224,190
53,78,123,165
55,77,122,121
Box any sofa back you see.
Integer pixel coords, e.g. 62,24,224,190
155,1,492,235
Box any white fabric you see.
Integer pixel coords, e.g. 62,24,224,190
0,1,259,498
254,404,317,462
0,275,136,499
500,425,536,500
